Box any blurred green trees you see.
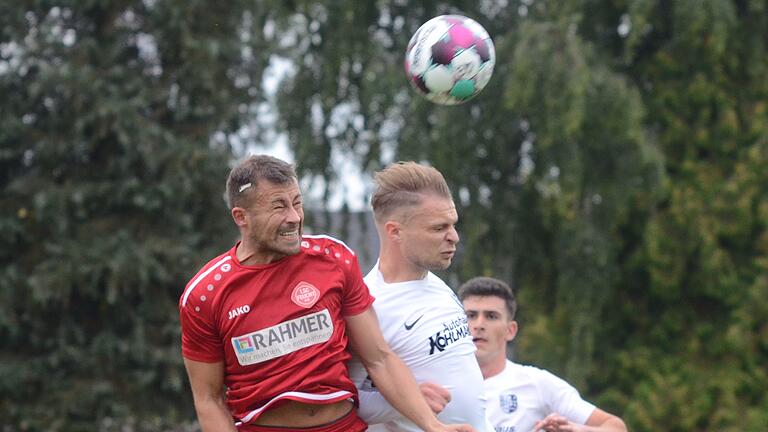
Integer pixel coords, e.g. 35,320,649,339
0,1,271,430
275,1,768,430
1,0,766,431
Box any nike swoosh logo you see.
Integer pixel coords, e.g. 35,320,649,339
404,315,424,330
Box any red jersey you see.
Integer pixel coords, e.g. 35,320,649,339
179,235,375,427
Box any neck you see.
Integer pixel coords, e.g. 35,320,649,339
480,355,507,380
377,246,427,283
236,238,285,265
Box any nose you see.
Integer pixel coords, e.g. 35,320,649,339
469,321,481,337
286,205,302,225
446,226,460,244
474,316,483,328
468,316,483,332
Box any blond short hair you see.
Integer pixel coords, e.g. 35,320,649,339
370,161,452,223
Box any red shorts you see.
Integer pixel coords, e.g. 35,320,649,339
238,408,367,432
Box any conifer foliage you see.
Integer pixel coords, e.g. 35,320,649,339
0,1,270,429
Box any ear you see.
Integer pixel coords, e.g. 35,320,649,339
231,207,247,227
506,320,518,343
384,220,402,241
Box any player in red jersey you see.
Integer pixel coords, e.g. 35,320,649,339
179,155,476,432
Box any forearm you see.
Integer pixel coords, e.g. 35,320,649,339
588,418,627,432
193,396,238,432
582,410,628,432
366,351,442,432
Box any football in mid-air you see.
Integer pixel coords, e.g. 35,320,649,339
405,15,495,105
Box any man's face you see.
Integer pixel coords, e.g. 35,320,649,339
398,195,459,271
238,179,304,261
462,295,517,368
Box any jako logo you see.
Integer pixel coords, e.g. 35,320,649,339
228,305,251,320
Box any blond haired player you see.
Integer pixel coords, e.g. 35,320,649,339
350,162,490,431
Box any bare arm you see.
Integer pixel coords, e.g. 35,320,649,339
183,358,237,432
582,408,627,432
533,408,628,432
345,308,475,432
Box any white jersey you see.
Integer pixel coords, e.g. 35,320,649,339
349,263,490,431
484,360,595,432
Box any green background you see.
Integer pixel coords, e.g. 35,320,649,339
1,1,766,430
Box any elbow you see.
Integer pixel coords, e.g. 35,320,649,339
193,390,227,412
362,346,395,376
608,417,628,432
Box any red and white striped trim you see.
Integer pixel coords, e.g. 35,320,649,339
234,390,354,425
302,234,356,256
181,255,232,307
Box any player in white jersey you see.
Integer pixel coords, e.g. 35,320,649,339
483,360,595,432
349,162,490,431
458,277,628,432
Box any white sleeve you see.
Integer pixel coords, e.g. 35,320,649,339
357,389,401,424
349,356,401,424
538,369,596,424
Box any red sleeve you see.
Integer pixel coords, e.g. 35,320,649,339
179,296,224,363
340,252,375,317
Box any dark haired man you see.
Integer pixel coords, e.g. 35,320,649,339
459,277,627,432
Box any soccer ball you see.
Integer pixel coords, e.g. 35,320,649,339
405,15,495,105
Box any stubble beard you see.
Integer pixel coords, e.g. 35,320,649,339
276,223,303,256
248,225,303,260
412,253,451,273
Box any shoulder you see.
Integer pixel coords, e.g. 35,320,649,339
180,250,234,308
425,272,465,308
362,268,381,291
300,234,358,264
512,362,579,397
426,272,447,287
509,361,559,380
426,272,460,297
495,361,555,390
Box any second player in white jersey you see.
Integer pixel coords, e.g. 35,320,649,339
484,360,595,432
349,263,490,431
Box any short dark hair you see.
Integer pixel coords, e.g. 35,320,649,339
458,276,518,320
370,161,452,223
226,155,297,209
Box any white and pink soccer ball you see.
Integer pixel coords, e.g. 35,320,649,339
405,15,495,105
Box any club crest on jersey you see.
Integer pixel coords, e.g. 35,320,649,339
291,281,320,308
499,393,518,413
